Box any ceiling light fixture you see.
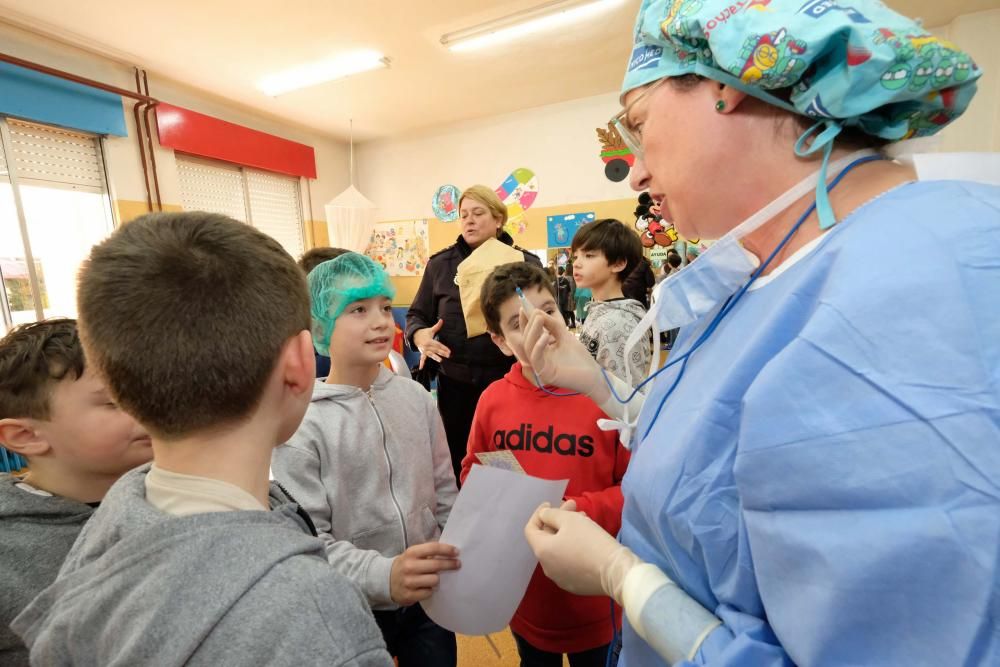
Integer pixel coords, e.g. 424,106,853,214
441,0,625,53
257,49,390,96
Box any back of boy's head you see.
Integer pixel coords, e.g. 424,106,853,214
76,211,310,440
570,218,643,281
308,252,396,356
557,266,565,276
480,262,555,335
299,246,349,274
0,318,83,421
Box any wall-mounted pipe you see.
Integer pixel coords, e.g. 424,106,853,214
0,51,153,102
141,70,162,211
133,68,153,212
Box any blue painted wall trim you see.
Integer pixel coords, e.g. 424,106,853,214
0,62,127,136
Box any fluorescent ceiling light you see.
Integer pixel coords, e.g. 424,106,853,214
442,0,625,52
257,49,390,96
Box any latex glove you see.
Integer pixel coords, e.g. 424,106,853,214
414,319,451,369
519,308,608,403
524,503,640,604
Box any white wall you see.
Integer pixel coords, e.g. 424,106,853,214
356,8,1000,226
934,9,1000,153
356,91,638,222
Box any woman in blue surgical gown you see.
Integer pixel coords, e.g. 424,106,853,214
521,1,1000,666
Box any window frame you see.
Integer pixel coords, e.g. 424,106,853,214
0,116,114,329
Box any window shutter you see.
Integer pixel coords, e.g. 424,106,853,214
246,169,304,258
7,119,105,190
176,156,248,223
176,157,305,258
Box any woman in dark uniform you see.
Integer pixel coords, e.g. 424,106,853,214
406,185,541,482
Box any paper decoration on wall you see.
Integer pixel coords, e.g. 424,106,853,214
555,248,571,268
495,168,538,236
432,184,460,222
597,122,635,182
547,211,595,247
649,245,669,269
366,219,430,276
634,192,679,248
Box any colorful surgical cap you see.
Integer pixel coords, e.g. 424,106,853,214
308,252,396,356
623,0,980,142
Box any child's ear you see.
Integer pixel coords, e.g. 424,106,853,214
0,418,50,457
610,258,628,275
281,330,316,396
489,332,514,357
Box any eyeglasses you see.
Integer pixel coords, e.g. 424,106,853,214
610,76,669,162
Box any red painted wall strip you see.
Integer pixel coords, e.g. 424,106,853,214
155,103,316,179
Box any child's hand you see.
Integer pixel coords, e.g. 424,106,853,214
389,542,461,606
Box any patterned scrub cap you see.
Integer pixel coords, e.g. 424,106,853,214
623,0,981,141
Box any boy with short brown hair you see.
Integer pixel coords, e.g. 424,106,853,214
464,261,629,666
11,212,391,667
0,318,152,666
570,219,651,387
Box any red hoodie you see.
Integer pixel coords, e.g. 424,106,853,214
460,362,629,654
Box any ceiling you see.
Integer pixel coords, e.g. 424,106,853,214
0,0,996,141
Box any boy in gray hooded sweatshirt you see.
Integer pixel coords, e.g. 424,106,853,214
11,212,392,667
272,252,460,666
0,318,152,666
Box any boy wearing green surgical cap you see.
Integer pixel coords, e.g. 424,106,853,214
272,252,460,667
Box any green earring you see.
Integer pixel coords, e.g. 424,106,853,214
715,100,726,113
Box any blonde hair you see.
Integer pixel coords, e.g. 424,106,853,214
460,185,508,226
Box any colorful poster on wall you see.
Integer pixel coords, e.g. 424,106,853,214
367,219,430,277
547,211,595,247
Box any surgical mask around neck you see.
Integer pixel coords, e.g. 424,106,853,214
630,149,877,365
605,150,877,446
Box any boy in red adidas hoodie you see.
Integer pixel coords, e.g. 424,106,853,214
460,261,629,667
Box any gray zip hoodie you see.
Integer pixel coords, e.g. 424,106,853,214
0,474,94,666
580,297,652,389
10,466,392,667
272,366,457,610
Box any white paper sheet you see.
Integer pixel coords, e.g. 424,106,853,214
421,465,568,635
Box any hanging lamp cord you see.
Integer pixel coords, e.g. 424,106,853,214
349,119,355,187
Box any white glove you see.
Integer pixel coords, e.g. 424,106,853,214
524,503,641,604
519,309,608,403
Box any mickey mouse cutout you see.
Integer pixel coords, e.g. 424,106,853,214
634,192,677,248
